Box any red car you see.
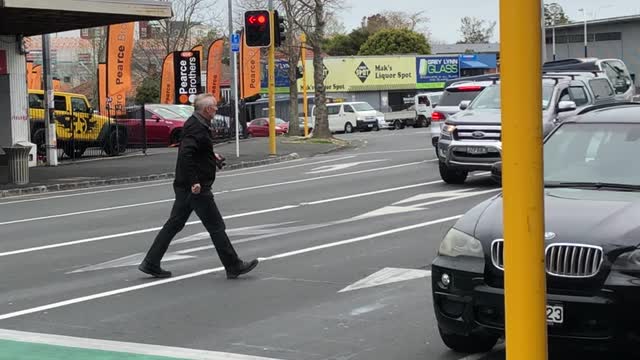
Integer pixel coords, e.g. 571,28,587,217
119,104,188,147
247,118,288,137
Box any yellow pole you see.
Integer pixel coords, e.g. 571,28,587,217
301,33,308,137
501,1,547,360
268,10,277,155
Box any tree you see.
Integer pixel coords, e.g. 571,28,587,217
133,0,223,79
135,76,161,104
291,0,341,139
361,14,390,33
359,29,431,56
457,16,496,44
544,3,570,26
323,28,369,56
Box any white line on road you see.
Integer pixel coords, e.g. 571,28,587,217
0,329,283,360
217,155,356,178
0,160,433,225
0,215,461,321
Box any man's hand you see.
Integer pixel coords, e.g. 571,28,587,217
215,153,226,169
191,183,201,194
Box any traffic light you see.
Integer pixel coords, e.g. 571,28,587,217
274,10,286,47
244,10,271,47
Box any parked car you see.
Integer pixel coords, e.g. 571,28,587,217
247,118,288,137
436,74,618,184
430,81,492,147
28,90,123,158
543,57,636,101
431,101,640,355
311,102,378,133
118,104,187,147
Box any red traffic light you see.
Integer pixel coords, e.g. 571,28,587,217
244,10,271,47
257,15,267,24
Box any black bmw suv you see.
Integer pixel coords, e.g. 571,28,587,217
431,102,640,355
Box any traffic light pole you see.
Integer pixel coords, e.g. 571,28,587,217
301,33,308,137
267,2,277,155
501,0,547,360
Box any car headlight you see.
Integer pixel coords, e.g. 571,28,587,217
441,124,456,135
438,228,484,258
612,248,640,273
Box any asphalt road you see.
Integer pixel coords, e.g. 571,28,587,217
0,128,601,360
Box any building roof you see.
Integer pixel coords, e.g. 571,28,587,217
432,43,500,55
550,14,640,30
25,37,93,51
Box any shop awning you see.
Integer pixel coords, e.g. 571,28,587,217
460,60,491,69
0,0,172,36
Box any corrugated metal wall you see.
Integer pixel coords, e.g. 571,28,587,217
0,36,30,147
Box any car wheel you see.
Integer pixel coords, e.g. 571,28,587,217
394,120,403,130
344,122,354,133
32,127,46,156
62,142,87,159
439,161,468,184
373,124,380,131
104,128,127,156
438,327,499,353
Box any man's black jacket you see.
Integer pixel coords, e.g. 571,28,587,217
174,114,216,189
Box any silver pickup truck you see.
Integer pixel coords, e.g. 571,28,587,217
437,73,618,184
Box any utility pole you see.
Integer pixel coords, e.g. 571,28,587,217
579,8,588,57
500,0,547,359
228,0,240,157
268,0,277,155
301,33,308,137
42,34,58,166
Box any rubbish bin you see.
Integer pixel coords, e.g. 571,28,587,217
2,144,32,185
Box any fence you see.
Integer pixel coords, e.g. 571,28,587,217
32,103,237,164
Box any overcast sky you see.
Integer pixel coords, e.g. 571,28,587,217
338,0,640,43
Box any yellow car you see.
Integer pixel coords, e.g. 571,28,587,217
28,90,127,158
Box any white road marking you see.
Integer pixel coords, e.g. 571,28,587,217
0,156,355,205
349,148,433,156
305,159,387,174
339,267,432,293
217,155,356,177
0,328,284,360
0,181,496,259
0,160,427,225
68,253,195,274
0,205,298,258
0,215,462,321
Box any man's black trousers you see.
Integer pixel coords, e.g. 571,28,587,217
143,185,241,269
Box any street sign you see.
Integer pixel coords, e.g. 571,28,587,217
231,33,240,52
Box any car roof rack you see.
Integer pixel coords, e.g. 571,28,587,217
576,101,640,115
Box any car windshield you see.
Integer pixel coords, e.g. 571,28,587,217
469,83,555,110
438,88,483,107
544,123,640,186
429,94,441,105
352,103,374,111
153,107,184,119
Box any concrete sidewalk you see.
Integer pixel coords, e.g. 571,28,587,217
0,137,356,197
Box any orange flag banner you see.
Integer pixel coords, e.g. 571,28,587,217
207,39,224,101
240,31,261,99
106,22,135,115
98,63,107,115
160,53,175,104
29,64,42,90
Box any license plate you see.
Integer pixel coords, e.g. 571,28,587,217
546,304,563,324
467,146,487,154
368,124,373,127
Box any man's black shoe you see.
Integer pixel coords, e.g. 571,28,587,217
226,259,259,279
138,261,172,278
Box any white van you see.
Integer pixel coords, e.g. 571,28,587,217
312,102,379,133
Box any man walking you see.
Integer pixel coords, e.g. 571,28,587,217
139,93,258,279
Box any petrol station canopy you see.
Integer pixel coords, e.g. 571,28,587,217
0,0,173,36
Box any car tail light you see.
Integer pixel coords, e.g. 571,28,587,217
457,85,483,91
432,111,446,122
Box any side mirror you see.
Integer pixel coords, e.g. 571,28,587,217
152,114,161,122
557,100,577,113
459,100,471,110
491,161,502,184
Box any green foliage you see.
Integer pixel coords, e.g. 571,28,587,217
457,16,496,44
135,76,161,105
324,29,371,56
358,29,431,56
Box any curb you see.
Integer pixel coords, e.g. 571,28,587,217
0,153,300,199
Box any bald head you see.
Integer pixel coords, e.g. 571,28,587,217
193,93,218,120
